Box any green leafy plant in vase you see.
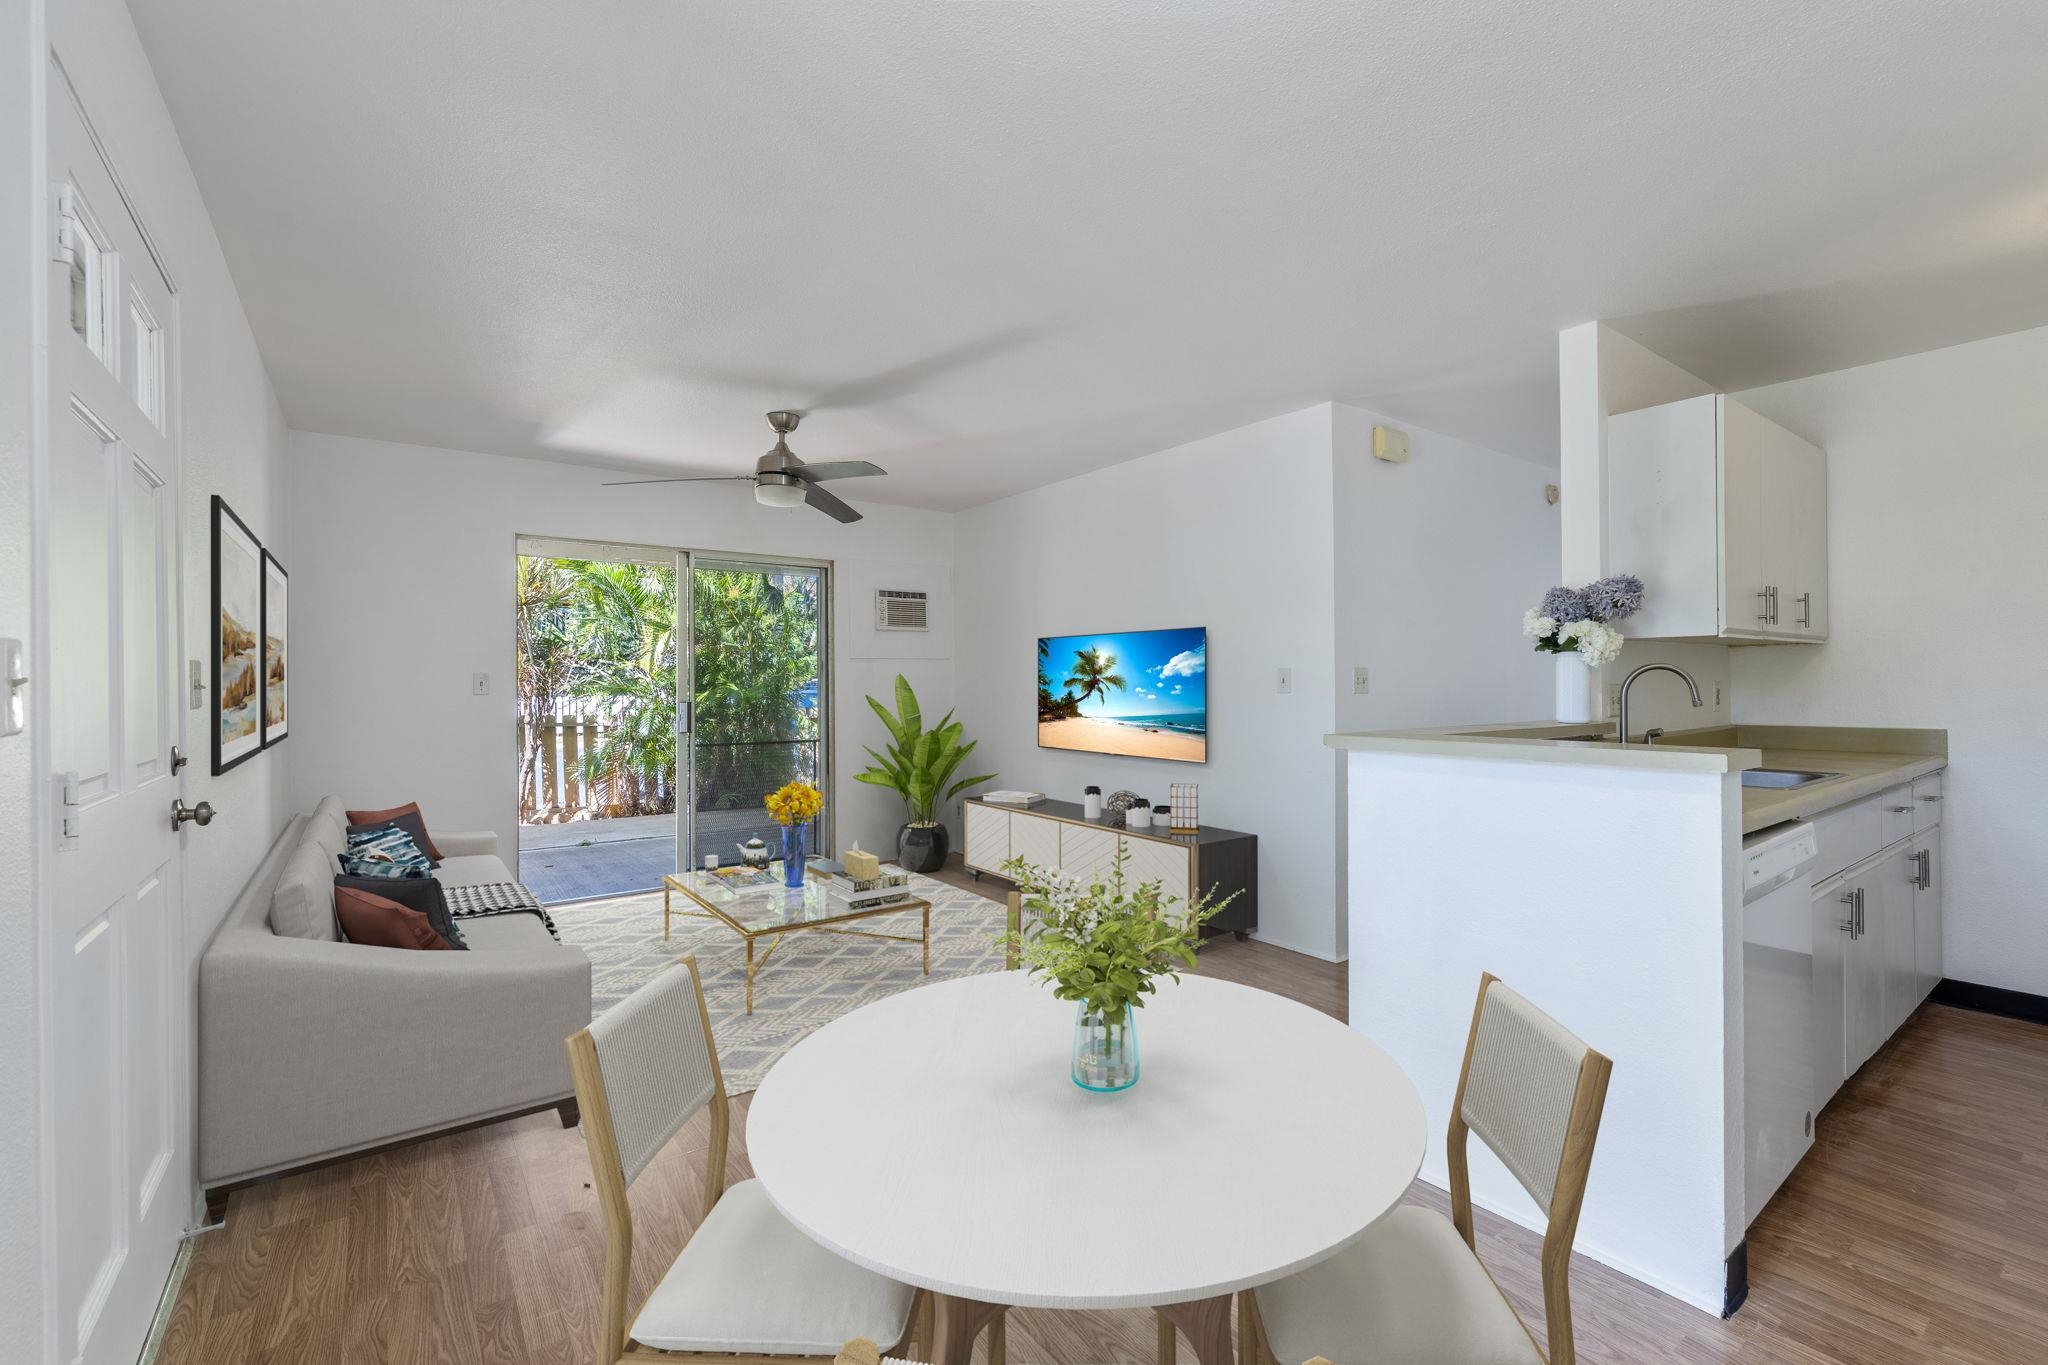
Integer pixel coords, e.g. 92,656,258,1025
1001,844,1235,1092
852,674,996,874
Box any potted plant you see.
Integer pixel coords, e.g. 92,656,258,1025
853,675,996,873
1523,574,1644,723
1000,846,1233,1092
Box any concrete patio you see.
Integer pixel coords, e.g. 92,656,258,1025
517,809,810,903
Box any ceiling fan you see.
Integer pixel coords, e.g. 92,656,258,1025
601,411,885,523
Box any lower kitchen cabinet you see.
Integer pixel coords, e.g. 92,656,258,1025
1913,827,1943,1002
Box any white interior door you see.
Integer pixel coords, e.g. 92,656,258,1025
48,73,189,1365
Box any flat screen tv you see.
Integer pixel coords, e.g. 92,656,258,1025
1037,627,1207,764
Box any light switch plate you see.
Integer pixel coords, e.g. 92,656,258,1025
2,638,23,737
471,672,491,696
1277,667,1293,694
188,659,205,710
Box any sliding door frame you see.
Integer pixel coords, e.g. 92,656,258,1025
514,533,834,884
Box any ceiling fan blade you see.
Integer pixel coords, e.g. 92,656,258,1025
600,475,754,487
790,460,887,483
802,481,863,523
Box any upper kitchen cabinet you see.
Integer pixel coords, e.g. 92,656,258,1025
1608,393,1828,642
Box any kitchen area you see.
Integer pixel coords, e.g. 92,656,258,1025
1324,323,1960,1317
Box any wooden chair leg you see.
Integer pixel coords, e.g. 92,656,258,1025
988,1308,1006,1365
1157,1310,1177,1365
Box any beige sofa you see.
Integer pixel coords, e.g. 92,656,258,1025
199,798,591,1216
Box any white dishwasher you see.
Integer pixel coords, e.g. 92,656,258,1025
1743,820,1819,1225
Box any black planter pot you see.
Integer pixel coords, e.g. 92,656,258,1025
897,821,950,874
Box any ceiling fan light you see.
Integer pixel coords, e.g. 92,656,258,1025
754,478,806,509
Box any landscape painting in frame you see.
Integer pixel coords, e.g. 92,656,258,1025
1037,627,1207,764
212,496,263,773
261,549,288,747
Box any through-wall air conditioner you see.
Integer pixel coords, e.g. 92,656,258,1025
874,589,929,631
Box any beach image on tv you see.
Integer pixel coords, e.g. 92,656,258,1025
1037,627,1206,764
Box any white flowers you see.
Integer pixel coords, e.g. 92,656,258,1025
1522,610,1558,640
1557,619,1625,666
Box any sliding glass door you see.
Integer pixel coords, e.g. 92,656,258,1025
682,558,829,870
515,538,829,902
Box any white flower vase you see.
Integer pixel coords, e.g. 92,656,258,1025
1554,652,1601,724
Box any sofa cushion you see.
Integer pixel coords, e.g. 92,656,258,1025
335,884,455,950
308,797,350,867
346,801,444,861
270,838,342,941
335,874,467,949
435,853,519,889
339,825,434,880
347,810,441,868
457,914,564,952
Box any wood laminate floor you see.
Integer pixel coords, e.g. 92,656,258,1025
159,911,2048,1363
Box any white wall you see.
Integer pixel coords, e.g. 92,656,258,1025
955,407,1342,957
2,0,290,1350
287,432,956,865
1329,403,1559,953
1736,324,2048,994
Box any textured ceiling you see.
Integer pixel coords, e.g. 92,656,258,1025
129,0,2048,507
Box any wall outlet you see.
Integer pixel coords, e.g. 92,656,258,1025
1606,682,1623,712
471,672,491,696
1352,666,1370,696
1715,684,1723,708
1277,667,1293,695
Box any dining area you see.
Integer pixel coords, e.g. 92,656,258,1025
561,862,1615,1365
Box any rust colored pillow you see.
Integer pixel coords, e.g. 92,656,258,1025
335,884,453,951
345,801,444,861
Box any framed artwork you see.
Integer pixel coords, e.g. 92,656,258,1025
211,495,264,773
261,549,288,748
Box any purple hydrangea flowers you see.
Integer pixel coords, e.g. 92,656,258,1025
1583,574,1644,623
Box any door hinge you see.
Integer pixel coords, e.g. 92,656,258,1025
53,184,80,267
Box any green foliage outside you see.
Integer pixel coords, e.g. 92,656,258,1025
515,557,821,818
999,845,1235,1025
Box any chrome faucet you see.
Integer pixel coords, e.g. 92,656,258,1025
1616,663,1702,744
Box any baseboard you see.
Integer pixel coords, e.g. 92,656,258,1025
1929,978,2048,1025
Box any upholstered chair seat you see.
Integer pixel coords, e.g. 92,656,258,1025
630,1178,916,1355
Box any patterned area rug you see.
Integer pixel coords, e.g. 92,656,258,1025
551,872,1009,1094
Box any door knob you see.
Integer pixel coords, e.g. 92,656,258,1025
171,799,215,830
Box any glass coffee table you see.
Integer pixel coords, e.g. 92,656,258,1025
662,863,933,1014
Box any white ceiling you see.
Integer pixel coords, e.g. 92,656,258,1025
128,0,2048,508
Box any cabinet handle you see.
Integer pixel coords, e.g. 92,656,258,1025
1889,805,1912,813
1796,591,1812,628
1852,886,1866,938
1758,587,1774,625
1918,849,1933,890
1919,794,1942,804
1838,889,1858,936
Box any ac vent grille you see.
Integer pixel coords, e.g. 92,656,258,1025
875,589,929,631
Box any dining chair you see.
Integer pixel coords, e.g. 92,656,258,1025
834,1336,1337,1365
1005,890,1023,969
566,956,927,1365
1238,972,1613,1365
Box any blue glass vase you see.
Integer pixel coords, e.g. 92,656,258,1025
1071,1003,1140,1092
781,823,806,888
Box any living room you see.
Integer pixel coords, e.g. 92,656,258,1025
8,4,2048,1365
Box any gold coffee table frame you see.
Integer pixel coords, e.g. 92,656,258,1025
662,870,932,1014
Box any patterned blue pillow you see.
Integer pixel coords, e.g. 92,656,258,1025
338,824,434,879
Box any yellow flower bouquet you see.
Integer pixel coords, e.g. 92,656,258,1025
764,780,823,827
764,780,824,888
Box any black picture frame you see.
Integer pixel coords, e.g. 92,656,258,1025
211,495,265,774
260,548,288,749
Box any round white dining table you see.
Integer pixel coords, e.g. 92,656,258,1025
747,970,1426,1365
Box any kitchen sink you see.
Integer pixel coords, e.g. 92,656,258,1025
1741,768,1841,789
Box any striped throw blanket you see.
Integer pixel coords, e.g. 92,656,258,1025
441,881,560,942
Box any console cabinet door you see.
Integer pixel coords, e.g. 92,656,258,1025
1059,823,1118,886
1811,873,1850,1110
963,803,1009,873
1118,835,1194,905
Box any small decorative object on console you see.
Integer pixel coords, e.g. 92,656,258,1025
1168,782,1200,833
1126,798,1152,830
1083,785,1103,820
1102,789,1142,828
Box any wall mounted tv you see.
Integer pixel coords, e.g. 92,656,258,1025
1037,627,1207,764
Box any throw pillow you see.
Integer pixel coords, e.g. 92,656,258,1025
338,824,434,880
335,884,453,950
345,801,445,861
347,812,440,867
335,873,468,949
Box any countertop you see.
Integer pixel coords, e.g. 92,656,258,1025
1324,722,1947,835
